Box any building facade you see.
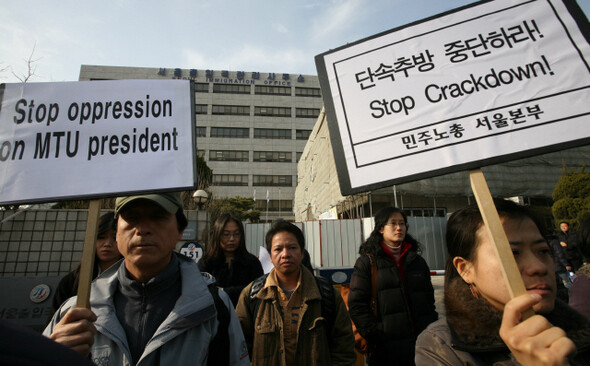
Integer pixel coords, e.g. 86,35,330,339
295,109,590,223
79,65,323,221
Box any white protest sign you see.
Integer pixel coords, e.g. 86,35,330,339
316,0,590,195
0,79,195,205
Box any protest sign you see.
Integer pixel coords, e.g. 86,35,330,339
0,79,196,308
0,79,196,205
316,0,590,195
317,0,590,320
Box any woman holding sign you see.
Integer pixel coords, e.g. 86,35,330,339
198,213,263,306
416,199,590,365
348,206,438,366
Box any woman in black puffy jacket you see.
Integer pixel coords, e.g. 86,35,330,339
348,206,437,366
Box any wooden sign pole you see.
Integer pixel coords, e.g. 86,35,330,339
469,169,534,319
76,199,101,308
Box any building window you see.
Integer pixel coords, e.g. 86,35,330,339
195,104,207,114
254,85,291,96
296,152,303,162
296,108,320,118
210,127,250,138
255,199,293,212
253,175,293,187
213,174,249,186
212,105,250,116
209,150,249,162
253,128,291,140
254,106,291,117
213,84,251,94
195,83,209,93
296,129,312,140
253,151,292,162
196,127,207,137
295,87,321,97
197,149,205,157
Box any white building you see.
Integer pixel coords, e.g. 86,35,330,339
295,108,590,223
79,65,323,221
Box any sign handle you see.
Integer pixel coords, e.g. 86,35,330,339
469,169,534,319
76,199,101,308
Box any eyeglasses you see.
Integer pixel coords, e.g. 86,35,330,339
222,232,241,239
386,222,406,228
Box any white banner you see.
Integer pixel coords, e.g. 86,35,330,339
316,0,590,195
0,79,196,205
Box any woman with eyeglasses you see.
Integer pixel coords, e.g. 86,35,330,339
348,206,438,366
198,213,263,306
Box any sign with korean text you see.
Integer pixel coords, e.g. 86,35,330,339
0,80,196,205
316,0,590,195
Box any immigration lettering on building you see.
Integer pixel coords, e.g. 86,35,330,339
157,67,306,85
316,0,590,195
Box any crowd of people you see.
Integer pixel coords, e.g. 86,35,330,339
5,192,587,365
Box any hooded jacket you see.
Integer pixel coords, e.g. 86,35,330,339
415,276,590,365
348,241,438,366
235,266,355,366
44,254,250,366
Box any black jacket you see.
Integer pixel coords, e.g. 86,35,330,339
558,230,584,271
348,241,438,366
52,261,100,314
198,251,263,307
549,236,572,272
1,319,94,366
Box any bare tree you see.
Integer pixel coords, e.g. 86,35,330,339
11,43,41,82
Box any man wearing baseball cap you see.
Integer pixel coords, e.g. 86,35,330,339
44,192,249,366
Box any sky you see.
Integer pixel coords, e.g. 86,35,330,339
1,0,589,83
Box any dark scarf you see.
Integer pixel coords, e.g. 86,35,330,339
445,276,590,365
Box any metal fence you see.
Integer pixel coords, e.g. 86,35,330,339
244,217,447,271
0,210,448,278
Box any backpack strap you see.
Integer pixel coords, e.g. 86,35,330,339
314,275,336,336
248,273,269,320
206,283,230,366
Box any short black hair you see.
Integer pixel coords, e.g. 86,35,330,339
265,220,305,252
